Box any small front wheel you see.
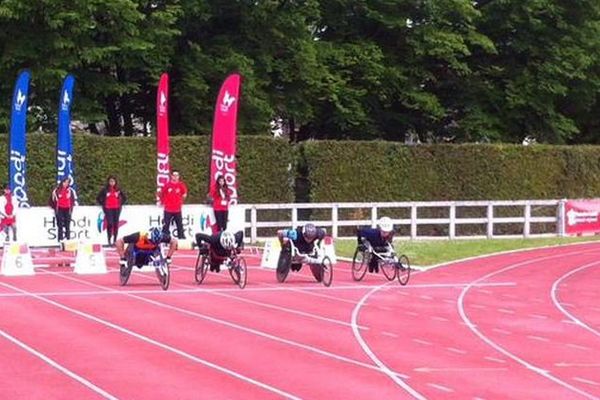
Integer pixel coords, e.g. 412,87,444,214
195,254,209,284
156,260,170,291
352,247,368,281
397,254,410,286
120,247,134,286
230,257,247,289
276,248,291,283
321,256,333,287
381,260,397,281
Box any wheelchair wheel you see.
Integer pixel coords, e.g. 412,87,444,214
120,247,134,286
230,256,247,289
352,247,368,281
194,253,209,284
155,257,170,291
321,256,333,287
381,260,397,281
397,254,411,286
276,248,291,283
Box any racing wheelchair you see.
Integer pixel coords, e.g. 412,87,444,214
276,239,333,287
352,240,410,285
119,244,170,290
194,244,247,289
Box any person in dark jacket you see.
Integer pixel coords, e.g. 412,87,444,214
96,176,127,246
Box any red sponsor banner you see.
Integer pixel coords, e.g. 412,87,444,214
156,73,170,201
564,200,600,235
208,73,241,206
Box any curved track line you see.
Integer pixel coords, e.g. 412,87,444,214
41,270,412,380
0,281,301,400
457,249,599,400
551,261,600,339
351,278,428,399
0,329,119,399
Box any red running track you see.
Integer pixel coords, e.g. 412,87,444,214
0,242,599,399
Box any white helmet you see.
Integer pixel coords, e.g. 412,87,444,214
378,217,393,233
220,231,235,250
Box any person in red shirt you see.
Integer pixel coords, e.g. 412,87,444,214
96,175,127,246
159,170,188,239
208,175,231,232
0,184,17,242
50,178,78,242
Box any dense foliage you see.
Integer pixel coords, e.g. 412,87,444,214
2,1,600,143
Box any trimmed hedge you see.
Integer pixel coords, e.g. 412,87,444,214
2,135,600,205
0,134,295,205
300,141,600,202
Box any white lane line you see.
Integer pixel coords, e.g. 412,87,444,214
0,329,119,399
41,270,411,381
484,356,506,364
458,250,600,400
351,280,427,400
447,347,467,355
211,290,369,330
526,335,550,342
381,332,399,338
530,314,548,320
497,308,515,315
573,377,600,387
0,281,301,400
419,295,434,300
491,328,511,335
566,343,591,351
551,261,600,339
426,383,454,393
431,316,449,322
413,339,433,346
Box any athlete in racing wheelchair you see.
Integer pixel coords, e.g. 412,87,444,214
276,223,333,286
354,217,410,284
116,227,178,290
194,230,247,288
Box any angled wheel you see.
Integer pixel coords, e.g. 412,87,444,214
397,254,410,286
381,259,397,281
230,256,247,289
195,253,209,284
320,256,333,287
352,247,368,281
276,248,291,283
120,247,134,286
156,257,170,291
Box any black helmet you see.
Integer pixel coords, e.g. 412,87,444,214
302,223,317,241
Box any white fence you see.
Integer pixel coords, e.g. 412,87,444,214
244,200,566,243
10,200,567,246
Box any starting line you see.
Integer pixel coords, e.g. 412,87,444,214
0,281,518,298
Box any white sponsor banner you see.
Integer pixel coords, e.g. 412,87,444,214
15,205,245,247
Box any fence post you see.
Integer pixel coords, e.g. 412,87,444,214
449,203,456,239
411,204,417,239
371,206,378,228
250,206,257,244
332,205,339,238
557,199,566,237
487,203,494,239
292,207,298,229
524,202,531,238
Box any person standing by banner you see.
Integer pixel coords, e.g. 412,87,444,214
208,175,231,232
0,184,17,242
159,170,188,239
50,178,77,242
96,175,127,246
